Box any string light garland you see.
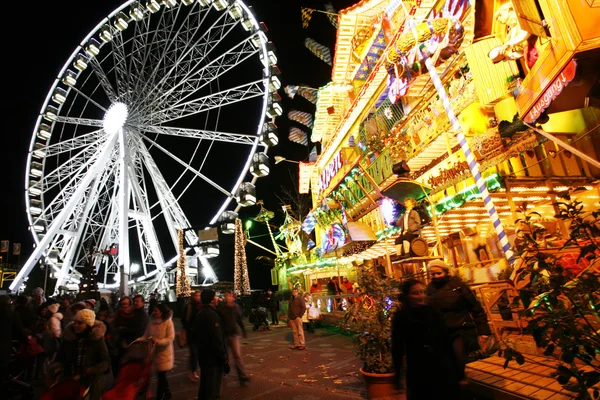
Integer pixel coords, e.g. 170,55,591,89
176,229,192,298
234,218,251,296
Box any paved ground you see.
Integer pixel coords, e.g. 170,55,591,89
161,322,368,400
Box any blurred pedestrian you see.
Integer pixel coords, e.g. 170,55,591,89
182,290,202,382
392,279,460,400
426,260,492,380
132,295,149,338
195,289,229,400
217,291,250,387
301,292,315,333
265,290,279,325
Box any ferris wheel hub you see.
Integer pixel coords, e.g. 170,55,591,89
103,102,129,134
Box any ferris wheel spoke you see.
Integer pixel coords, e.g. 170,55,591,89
68,86,109,113
43,129,104,157
138,124,257,145
89,49,119,102
110,31,134,102
137,37,259,116
37,142,106,198
134,7,236,112
147,79,264,124
54,116,105,128
136,139,193,250
140,134,235,199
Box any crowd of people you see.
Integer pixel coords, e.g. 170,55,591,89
1,259,489,400
1,289,175,400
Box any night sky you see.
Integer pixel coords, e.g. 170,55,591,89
0,0,355,291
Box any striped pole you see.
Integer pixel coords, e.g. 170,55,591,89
421,52,514,261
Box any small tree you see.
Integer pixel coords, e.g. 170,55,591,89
503,199,600,399
343,267,398,374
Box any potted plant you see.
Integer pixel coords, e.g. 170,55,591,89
502,198,600,399
342,267,401,399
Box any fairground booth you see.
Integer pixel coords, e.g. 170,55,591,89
272,0,600,315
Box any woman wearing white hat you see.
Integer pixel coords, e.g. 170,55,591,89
55,309,110,400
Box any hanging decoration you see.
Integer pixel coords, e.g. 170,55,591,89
302,211,317,234
275,205,304,256
288,110,314,129
304,38,333,66
176,229,192,298
285,85,319,104
289,127,309,146
324,3,338,28
384,0,471,104
233,219,251,296
301,7,314,29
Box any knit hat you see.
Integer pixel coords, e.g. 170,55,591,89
74,309,96,327
47,303,60,314
428,259,450,272
85,299,96,309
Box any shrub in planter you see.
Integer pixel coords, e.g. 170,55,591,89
342,268,401,399
503,199,600,399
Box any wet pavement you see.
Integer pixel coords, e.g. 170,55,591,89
163,322,368,400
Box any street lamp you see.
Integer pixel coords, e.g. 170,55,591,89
274,156,300,165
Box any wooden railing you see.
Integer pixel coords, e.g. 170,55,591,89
468,280,527,338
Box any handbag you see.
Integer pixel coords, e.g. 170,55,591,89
176,329,187,348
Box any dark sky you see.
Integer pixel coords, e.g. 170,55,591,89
0,0,355,290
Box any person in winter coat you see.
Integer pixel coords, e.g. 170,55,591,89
141,303,175,400
132,295,149,337
182,290,202,382
217,291,249,387
426,259,492,380
111,297,137,375
392,279,461,400
195,289,229,400
287,288,306,350
43,303,63,362
14,295,35,335
55,309,110,400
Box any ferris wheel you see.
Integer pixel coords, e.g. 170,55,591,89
10,0,282,294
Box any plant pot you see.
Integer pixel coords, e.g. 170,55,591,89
360,368,402,399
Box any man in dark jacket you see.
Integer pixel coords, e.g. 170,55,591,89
182,290,202,382
426,260,492,380
287,288,306,350
132,294,149,338
195,289,229,400
217,291,249,386
265,290,279,325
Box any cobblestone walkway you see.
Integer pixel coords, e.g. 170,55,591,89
163,323,368,400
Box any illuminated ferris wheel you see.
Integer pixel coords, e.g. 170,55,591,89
10,0,282,294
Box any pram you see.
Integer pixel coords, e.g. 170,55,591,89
249,307,270,331
101,338,154,400
40,378,90,400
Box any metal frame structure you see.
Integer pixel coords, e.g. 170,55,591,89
11,0,277,294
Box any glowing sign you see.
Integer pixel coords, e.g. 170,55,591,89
319,151,343,193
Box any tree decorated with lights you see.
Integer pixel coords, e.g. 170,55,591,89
79,247,99,299
176,229,192,298
234,218,251,296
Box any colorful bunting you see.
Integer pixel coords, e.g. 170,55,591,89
301,8,314,29
302,212,317,234
297,86,318,104
304,38,332,66
284,85,299,99
288,110,314,129
324,3,338,28
289,127,309,146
